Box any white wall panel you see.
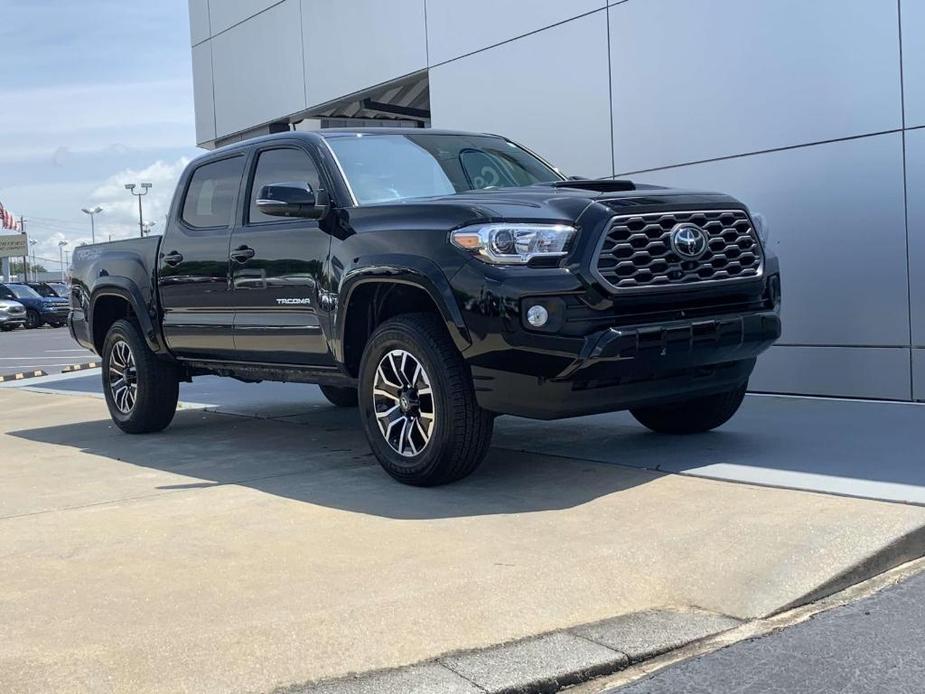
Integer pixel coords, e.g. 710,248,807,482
610,0,903,173
907,127,925,344
425,0,605,65
429,13,612,178
211,0,305,137
903,0,925,127
191,41,216,144
750,346,911,400
210,0,280,35
302,0,427,106
640,133,909,347
188,0,211,44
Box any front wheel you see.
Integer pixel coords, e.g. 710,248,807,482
102,319,179,434
358,313,493,486
630,383,747,434
24,309,42,329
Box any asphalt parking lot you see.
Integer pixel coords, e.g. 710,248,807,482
0,324,97,375
2,370,925,693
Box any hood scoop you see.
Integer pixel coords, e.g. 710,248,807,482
549,179,636,193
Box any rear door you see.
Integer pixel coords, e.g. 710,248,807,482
158,154,245,359
228,144,333,365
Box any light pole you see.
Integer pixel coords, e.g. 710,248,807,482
125,182,152,238
142,221,157,236
57,240,69,281
29,239,37,280
81,206,103,244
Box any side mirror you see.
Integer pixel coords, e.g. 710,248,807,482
256,182,328,220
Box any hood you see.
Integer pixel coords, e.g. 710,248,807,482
0,300,25,311
346,180,744,233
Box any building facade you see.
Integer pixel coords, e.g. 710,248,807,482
188,0,925,401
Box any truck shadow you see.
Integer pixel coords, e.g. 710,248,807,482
8,406,664,520
10,388,925,517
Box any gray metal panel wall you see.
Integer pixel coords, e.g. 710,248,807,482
302,0,427,106
902,0,925,127
750,346,912,401
429,11,613,178
908,127,925,347
609,0,902,173
914,350,925,401
424,0,606,65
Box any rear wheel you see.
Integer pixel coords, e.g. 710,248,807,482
358,313,493,486
24,309,42,329
319,384,358,407
630,382,747,434
102,319,179,434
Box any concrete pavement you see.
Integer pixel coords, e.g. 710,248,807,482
3,385,925,693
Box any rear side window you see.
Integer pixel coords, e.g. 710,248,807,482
248,148,322,224
181,156,245,228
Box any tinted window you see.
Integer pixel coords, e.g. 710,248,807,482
326,133,562,205
181,156,245,228
0,286,14,300
248,148,322,224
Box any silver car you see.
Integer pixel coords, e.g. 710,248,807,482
0,299,26,331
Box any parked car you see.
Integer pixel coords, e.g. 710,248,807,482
0,282,69,328
27,281,68,299
69,129,781,486
0,298,26,331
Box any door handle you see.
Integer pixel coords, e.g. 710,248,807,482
163,251,183,267
230,245,255,263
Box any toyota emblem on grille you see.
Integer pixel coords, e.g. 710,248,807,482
670,223,708,259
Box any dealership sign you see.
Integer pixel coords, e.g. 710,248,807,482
0,234,27,258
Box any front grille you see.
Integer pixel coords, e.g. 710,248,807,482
594,210,763,291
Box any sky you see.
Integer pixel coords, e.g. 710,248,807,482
0,0,201,271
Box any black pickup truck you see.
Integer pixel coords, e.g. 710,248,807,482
69,129,780,486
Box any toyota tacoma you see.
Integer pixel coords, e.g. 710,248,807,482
69,129,781,485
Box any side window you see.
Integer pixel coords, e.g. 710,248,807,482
181,156,245,229
248,148,322,224
0,286,13,300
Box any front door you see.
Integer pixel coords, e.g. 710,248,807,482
158,154,244,359
228,145,332,365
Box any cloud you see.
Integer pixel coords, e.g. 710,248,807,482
8,157,193,270
88,158,192,240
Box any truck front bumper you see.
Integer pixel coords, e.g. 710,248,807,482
470,310,780,419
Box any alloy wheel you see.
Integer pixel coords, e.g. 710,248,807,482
372,349,435,457
108,339,138,414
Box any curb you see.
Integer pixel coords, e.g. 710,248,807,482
0,369,48,383
61,361,100,373
277,609,741,694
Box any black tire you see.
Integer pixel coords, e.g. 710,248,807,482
24,309,42,329
630,382,747,434
102,319,179,434
358,313,493,486
320,384,358,407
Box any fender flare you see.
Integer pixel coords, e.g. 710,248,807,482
89,279,163,353
334,255,471,363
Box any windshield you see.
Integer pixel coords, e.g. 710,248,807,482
29,283,56,297
326,133,563,205
7,284,41,299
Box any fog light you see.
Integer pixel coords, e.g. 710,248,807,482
526,305,549,328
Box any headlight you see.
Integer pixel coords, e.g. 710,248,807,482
751,212,770,247
450,223,576,265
